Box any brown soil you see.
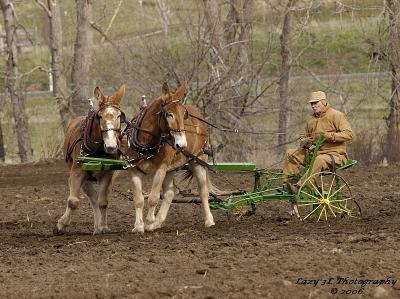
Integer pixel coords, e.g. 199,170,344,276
0,160,399,299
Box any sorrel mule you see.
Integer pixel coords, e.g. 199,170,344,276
55,85,126,235
125,82,215,233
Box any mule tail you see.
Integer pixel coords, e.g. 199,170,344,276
174,169,224,197
206,170,224,197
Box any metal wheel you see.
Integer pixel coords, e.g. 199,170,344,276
294,171,361,222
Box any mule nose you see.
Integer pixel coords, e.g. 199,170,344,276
104,143,117,154
175,139,187,150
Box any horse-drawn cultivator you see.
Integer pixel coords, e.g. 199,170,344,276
57,82,360,237
78,135,361,222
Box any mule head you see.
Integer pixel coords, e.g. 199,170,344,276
94,84,126,154
161,81,189,150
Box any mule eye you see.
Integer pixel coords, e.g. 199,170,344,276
166,113,174,119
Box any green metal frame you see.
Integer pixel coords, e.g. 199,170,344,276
77,156,128,171
209,134,357,212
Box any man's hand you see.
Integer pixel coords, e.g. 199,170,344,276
299,137,314,149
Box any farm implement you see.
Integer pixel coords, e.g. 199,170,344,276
77,136,361,222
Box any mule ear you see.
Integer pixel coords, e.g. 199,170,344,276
114,84,125,105
161,81,170,97
94,86,104,101
174,81,188,101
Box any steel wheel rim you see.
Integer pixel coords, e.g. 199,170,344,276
295,171,361,222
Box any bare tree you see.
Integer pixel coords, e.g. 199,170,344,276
385,0,400,162
155,0,170,36
36,0,71,130
0,0,33,162
201,0,254,119
70,0,93,116
277,0,295,153
201,0,255,159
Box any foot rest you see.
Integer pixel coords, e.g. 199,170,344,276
337,159,357,171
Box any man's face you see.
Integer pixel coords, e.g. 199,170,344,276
310,100,325,115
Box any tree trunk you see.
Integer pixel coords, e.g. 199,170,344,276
47,0,71,130
70,0,93,117
238,0,253,76
202,0,254,160
385,0,400,162
155,0,169,36
278,0,295,153
0,121,5,162
0,0,33,162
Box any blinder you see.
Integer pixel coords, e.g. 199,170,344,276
120,111,126,124
183,107,189,120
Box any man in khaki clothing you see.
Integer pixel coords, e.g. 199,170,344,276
283,91,353,192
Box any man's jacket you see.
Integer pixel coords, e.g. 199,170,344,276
300,104,353,156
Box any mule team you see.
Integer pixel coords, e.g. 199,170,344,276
56,82,215,235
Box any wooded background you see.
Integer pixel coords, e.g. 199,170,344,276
0,0,399,167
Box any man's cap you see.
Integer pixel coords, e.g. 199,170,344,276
309,91,326,103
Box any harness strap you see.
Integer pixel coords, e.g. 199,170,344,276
65,137,82,162
162,136,215,173
83,109,99,154
126,104,166,158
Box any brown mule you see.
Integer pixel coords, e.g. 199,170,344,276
125,82,215,233
55,85,126,235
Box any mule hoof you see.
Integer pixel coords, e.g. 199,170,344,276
205,220,215,228
145,222,160,231
132,226,144,233
100,226,111,233
53,225,65,236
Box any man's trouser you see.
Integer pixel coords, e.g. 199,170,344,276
283,148,347,186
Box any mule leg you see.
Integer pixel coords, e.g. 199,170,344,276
55,168,86,234
191,163,215,228
130,169,145,233
146,172,175,231
81,181,102,233
96,173,113,234
145,168,166,229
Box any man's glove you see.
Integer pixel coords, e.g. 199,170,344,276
299,137,314,149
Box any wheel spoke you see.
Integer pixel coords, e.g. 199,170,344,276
303,203,322,221
317,205,325,222
327,204,337,218
308,180,323,198
327,174,336,198
329,197,352,202
296,202,318,207
327,183,346,200
299,190,320,201
330,203,349,213
324,206,328,221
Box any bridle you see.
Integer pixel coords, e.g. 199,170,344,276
81,104,126,156
160,99,188,133
125,98,189,163
97,104,126,134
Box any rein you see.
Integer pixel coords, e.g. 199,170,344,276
187,113,285,135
